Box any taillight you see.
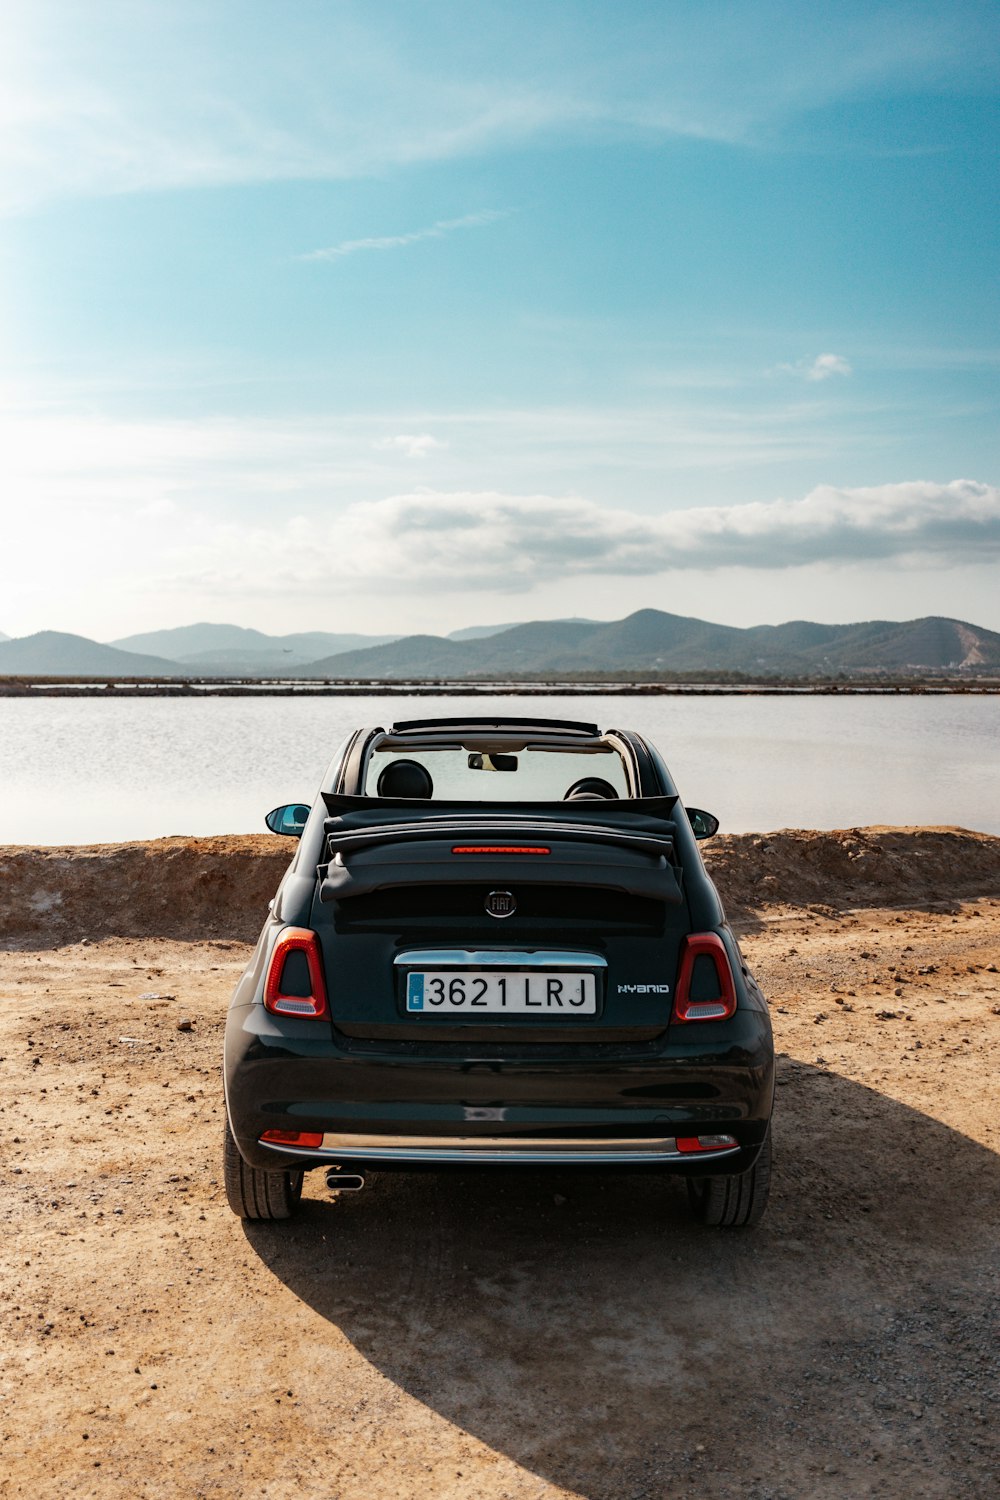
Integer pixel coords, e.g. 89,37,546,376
452,846,551,855
263,928,328,1019
259,1129,324,1149
672,933,737,1023
676,1134,737,1153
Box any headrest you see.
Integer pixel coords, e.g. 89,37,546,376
376,759,434,799
564,777,620,801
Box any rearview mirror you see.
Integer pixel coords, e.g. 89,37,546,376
687,807,720,840
265,803,311,837
468,752,519,772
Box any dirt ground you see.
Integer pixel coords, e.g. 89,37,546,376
2,831,999,1499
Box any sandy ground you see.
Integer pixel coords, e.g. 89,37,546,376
2,832,999,1499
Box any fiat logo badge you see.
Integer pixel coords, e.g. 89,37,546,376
485,890,516,919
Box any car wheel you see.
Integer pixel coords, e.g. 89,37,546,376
223,1118,304,1221
686,1126,772,1228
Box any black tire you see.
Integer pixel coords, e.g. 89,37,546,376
223,1118,304,1221
686,1127,772,1228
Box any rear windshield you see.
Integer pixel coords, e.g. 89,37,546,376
363,744,630,802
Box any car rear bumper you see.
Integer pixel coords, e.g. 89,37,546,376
258,1130,745,1167
225,999,774,1175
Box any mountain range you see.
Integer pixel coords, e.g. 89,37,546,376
1,611,998,679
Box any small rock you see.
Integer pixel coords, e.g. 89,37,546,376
553,1193,567,1206
176,1018,194,1032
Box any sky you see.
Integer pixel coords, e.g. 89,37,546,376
1,0,999,641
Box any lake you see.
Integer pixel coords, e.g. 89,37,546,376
1,693,998,845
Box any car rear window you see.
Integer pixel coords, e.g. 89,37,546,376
363,744,630,801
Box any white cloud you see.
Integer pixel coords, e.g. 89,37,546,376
806,353,853,382
780,353,853,382
374,434,448,458
160,480,1000,600
345,480,1000,583
4,428,999,632
301,211,508,262
3,401,997,631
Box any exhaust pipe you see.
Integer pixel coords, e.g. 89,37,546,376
325,1168,366,1193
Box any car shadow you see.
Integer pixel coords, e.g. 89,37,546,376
244,1064,1000,1497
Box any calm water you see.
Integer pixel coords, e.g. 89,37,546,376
1,694,998,845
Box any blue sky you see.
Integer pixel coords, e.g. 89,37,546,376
2,0,999,638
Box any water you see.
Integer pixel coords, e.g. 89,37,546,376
1,693,997,845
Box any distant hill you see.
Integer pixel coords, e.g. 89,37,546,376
446,618,596,641
0,630,10,642
111,622,268,656
0,632,184,677
3,612,999,679
300,610,1000,678
110,621,400,673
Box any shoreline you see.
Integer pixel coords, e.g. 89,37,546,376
2,677,1000,697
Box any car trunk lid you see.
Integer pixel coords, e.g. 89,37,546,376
313,795,687,1045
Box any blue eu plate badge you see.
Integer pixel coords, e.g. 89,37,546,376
407,973,425,1011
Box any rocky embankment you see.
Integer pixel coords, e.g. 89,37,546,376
1,826,998,945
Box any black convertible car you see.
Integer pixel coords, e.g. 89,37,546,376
223,716,774,1227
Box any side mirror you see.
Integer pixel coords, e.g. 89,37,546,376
265,803,311,838
687,807,720,840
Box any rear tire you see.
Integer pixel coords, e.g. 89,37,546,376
223,1118,304,1221
686,1126,772,1227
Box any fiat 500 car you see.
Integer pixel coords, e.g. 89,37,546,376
223,716,774,1227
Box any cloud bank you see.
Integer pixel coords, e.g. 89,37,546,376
176,480,1000,597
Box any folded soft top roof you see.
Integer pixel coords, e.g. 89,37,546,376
389,715,601,737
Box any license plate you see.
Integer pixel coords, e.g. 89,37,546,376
405,969,597,1015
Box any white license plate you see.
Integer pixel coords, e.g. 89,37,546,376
405,969,597,1015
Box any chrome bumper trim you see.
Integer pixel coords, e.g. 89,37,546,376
393,948,608,969
259,1132,741,1166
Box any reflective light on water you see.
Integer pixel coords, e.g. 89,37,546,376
0,693,998,844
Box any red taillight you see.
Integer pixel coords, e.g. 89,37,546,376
263,927,328,1019
452,846,551,855
672,933,738,1023
259,1129,324,1149
676,1134,737,1153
